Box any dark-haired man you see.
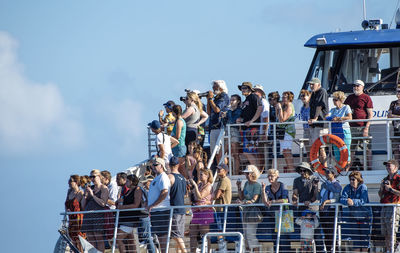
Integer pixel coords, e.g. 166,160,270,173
168,156,187,253
101,170,119,209
379,159,400,252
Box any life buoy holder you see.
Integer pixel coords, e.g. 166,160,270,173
309,134,349,175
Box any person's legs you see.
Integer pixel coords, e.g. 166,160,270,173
189,223,200,252
116,229,128,253
93,231,105,252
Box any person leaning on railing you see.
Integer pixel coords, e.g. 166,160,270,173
344,80,373,170
236,164,262,251
299,89,311,160
378,159,400,252
221,94,242,175
170,104,187,174
318,166,342,252
325,91,352,167
339,171,372,252
387,87,400,161
65,175,85,252
275,91,296,172
81,169,110,252
116,174,144,253
261,168,290,252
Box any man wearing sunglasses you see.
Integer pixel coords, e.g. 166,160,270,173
147,157,171,253
344,80,373,170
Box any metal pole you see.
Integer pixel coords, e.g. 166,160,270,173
223,205,228,233
228,125,232,175
363,0,367,21
165,208,174,253
111,210,120,253
392,205,396,253
332,205,339,253
387,120,392,160
276,204,283,253
273,123,278,169
363,139,367,171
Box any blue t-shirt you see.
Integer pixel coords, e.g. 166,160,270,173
226,107,242,125
209,93,230,130
264,182,288,211
300,106,310,129
326,105,352,138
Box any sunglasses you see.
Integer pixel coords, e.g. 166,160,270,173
153,163,160,167
300,95,307,98
90,175,97,179
332,98,339,101
350,178,356,181
241,86,249,90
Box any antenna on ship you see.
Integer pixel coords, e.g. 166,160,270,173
362,0,367,21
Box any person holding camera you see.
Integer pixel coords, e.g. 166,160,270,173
340,171,371,252
378,159,400,252
81,169,110,252
292,162,322,252
387,87,400,161
181,91,208,148
207,80,230,163
158,100,176,135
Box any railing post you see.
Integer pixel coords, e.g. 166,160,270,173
273,123,278,169
165,208,174,253
276,204,283,253
332,204,339,253
227,125,232,175
223,205,228,233
392,205,396,253
387,120,392,160
111,210,119,253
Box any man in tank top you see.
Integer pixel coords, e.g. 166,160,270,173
168,156,188,253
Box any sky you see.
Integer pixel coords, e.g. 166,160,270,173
0,0,397,252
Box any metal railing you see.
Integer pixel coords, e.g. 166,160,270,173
59,202,400,253
224,118,398,175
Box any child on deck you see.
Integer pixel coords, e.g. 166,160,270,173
295,210,319,253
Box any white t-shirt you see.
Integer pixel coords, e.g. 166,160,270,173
148,172,171,210
107,179,119,209
260,98,270,135
156,132,173,164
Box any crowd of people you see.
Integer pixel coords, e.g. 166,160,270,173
63,79,400,252
65,158,400,253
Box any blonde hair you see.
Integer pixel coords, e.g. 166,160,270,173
246,165,261,180
199,168,214,184
90,169,101,176
267,168,279,178
187,91,204,113
332,91,346,103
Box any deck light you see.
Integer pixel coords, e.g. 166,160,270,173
316,37,327,45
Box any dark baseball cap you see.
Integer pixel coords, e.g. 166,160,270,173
148,120,161,130
383,159,399,168
169,156,179,166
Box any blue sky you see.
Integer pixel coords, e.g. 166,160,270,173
0,0,396,252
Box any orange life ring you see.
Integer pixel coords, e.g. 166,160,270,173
309,134,349,175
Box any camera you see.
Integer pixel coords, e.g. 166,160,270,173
384,180,390,185
197,92,208,98
312,177,320,184
180,96,186,102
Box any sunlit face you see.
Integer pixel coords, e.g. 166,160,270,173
282,94,289,104
90,173,101,184
200,171,209,182
332,97,342,107
230,97,239,107
116,176,126,187
350,177,359,189
353,84,363,96
309,82,320,92
386,163,398,175
68,177,78,188
241,86,251,96
268,97,277,105
213,83,221,95
300,93,310,103
267,173,278,183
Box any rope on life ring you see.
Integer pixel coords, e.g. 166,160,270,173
309,134,349,175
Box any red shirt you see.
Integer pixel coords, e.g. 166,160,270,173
344,93,373,127
380,174,400,204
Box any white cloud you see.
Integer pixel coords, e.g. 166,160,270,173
0,31,83,154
